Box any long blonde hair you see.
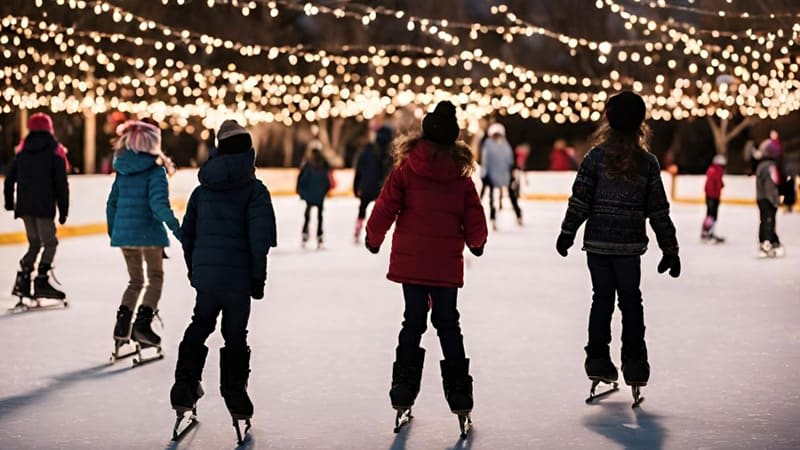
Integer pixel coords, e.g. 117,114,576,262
590,121,651,182
392,130,475,177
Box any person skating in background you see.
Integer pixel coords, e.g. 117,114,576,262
507,143,529,226
702,154,726,243
353,125,394,243
365,101,488,437
755,143,784,258
297,143,333,249
480,122,515,230
4,112,70,305
170,120,277,442
556,91,680,407
106,120,181,350
549,138,578,171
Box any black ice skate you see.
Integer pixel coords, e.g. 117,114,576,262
8,267,32,312
220,346,253,445
129,306,164,366
11,265,69,311
113,305,133,341
584,357,619,404
171,342,208,442
440,358,474,439
33,264,66,300
622,355,649,408
390,348,425,433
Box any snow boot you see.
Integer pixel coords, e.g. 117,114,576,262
390,347,425,409
584,345,618,383
33,263,65,300
621,345,650,386
440,358,474,414
131,305,161,347
12,265,32,299
220,346,254,419
113,305,134,341
171,342,209,412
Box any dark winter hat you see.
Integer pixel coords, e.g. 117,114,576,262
422,101,460,146
605,91,646,133
217,120,252,154
376,125,394,146
28,112,54,134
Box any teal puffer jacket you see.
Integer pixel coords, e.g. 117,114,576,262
106,150,181,247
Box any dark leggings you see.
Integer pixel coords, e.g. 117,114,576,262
586,253,646,360
397,284,466,361
706,198,720,220
182,289,251,350
757,199,780,244
302,201,324,237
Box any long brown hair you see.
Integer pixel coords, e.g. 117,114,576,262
589,121,652,182
392,129,475,176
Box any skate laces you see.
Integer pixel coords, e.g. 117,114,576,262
154,310,164,328
48,267,62,286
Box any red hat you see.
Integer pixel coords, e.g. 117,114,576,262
28,112,54,134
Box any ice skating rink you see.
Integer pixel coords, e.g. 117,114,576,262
0,196,798,450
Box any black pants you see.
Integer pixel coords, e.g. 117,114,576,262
757,199,780,244
357,196,374,220
508,187,523,220
181,289,251,351
586,253,646,360
302,200,324,237
705,198,719,220
397,284,466,361
488,186,500,220
20,216,58,271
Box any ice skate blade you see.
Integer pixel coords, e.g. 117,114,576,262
132,345,164,367
109,341,139,364
172,409,198,442
458,414,472,439
586,380,619,404
393,408,412,433
7,297,68,313
233,418,252,445
630,386,645,408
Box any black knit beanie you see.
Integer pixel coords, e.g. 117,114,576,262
422,101,460,146
217,120,252,154
605,91,646,133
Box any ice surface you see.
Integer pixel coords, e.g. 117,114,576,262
0,195,798,449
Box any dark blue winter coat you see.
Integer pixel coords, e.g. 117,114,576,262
4,131,69,220
106,150,181,247
181,149,277,292
296,161,332,206
353,142,391,201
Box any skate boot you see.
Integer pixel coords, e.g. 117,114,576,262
131,305,161,347
622,345,649,408
584,345,619,403
440,358,474,439
113,305,134,341
772,244,785,258
171,342,208,441
220,346,253,444
390,347,424,432
317,234,325,250
758,241,774,258
33,263,66,300
354,218,364,243
12,265,32,299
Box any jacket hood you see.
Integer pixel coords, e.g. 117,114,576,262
113,150,158,175
21,131,57,154
199,148,256,191
406,139,462,181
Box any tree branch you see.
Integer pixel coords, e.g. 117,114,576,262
726,117,754,141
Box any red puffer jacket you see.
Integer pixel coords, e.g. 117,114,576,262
705,163,725,199
366,139,488,288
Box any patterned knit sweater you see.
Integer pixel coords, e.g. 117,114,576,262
560,147,679,256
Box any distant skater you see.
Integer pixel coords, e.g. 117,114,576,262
365,101,488,438
556,91,680,407
480,123,516,230
701,155,726,243
353,125,394,242
755,143,784,257
4,112,70,308
297,145,333,249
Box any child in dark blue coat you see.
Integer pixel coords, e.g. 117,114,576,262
170,120,277,436
296,144,332,248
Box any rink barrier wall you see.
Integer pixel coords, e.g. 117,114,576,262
0,169,792,244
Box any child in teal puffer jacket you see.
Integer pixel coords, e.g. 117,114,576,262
106,120,181,350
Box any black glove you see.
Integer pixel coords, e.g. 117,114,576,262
469,245,485,257
657,253,681,278
251,278,265,300
5,202,14,212
556,232,575,257
365,235,380,254
58,214,67,225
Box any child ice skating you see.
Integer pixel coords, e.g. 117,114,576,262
353,125,394,242
296,144,333,249
755,143,784,257
170,120,277,444
556,91,680,407
106,120,180,363
4,112,70,309
480,123,516,230
365,101,488,438
702,155,726,243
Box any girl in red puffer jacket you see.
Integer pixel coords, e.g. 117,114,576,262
365,101,488,436
702,154,726,243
